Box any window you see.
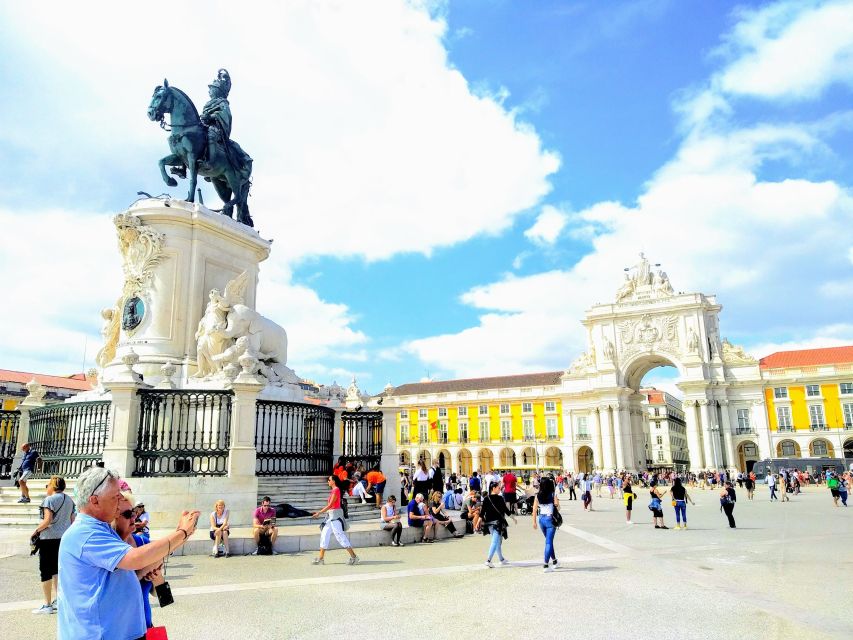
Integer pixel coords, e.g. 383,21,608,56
459,422,468,443
657,450,664,462
438,407,447,418
777,406,792,428
400,409,408,420
522,402,533,413
479,405,489,416
458,406,468,417
806,384,820,397
479,420,490,442
418,408,428,419
400,424,409,443
653,408,659,416
576,416,588,434
438,422,448,443
737,409,750,430
655,422,661,429
500,403,510,415
656,435,663,445
500,419,512,441
812,440,828,456
546,417,558,439
809,404,826,429
774,387,788,399
781,441,796,456
844,403,853,427
419,424,428,442
544,401,556,413
523,418,534,440
841,382,853,395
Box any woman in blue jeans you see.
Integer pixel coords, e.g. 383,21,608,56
668,478,695,530
480,482,516,567
532,475,559,572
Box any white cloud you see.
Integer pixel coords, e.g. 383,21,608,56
523,205,569,245
748,324,853,359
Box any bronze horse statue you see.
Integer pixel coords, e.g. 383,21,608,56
147,78,253,227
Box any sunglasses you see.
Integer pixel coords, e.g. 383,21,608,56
90,470,113,498
119,510,135,520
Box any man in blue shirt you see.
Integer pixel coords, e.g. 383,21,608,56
17,443,39,503
58,466,200,640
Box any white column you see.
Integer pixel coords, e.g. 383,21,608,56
600,405,615,471
102,355,148,478
683,400,705,472
380,408,401,501
226,374,265,479
592,408,604,471
719,399,736,471
11,382,47,471
612,405,627,471
698,400,716,469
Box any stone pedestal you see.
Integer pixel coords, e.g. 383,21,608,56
380,408,401,501
102,199,271,385
11,382,47,472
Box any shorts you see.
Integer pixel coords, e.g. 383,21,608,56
504,492,516,504
209,527,229,540
625,496,633,511
831,489,840,497
374,481,386,494
38,538,61,581
651,509,663,518
19,470,33,482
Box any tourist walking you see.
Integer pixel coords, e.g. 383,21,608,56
720,482,736,528
311,475,360,565
567,474,577,501
767,472,778,501
31,475,75,614
623,480,637,524
532,474,560,572
581,475,593,511
400,471,411,503
668,478,694,530
380,495,404,546
481,482,515,567
827,473,841,507
16,442,39,503
744,472,755,500
838,474,849,507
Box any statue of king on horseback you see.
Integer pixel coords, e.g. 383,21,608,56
147,69,254,227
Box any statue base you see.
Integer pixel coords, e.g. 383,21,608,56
102,198,271,386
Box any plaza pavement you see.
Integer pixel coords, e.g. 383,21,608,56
0,485,849,639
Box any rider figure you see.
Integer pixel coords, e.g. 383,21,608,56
200,69,251,177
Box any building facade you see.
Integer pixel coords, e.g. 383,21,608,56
0,369,92,410
642,389,689,471
384,256,853,474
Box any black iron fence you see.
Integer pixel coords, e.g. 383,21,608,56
0,410,21,479
255,401,335,476
134,390,232,477
341,411,383,470
28,402,111,478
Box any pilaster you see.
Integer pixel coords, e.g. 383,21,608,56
600,405,615,471
380,408,402,501
718,399,736,471
225,373,265,479
11,381,48,471
592,408,604,470
683,400,705,471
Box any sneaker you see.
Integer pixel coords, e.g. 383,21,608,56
251,550,259,556
485,560,494,568
682,525,688,530
18,497,30,504
271,550,279,556
390,541,399,547
500,559,510,566
311,557,324,565
347,555,361,565
49,599,57,610
397,542,405,547
627,521,633,525
673,525,681,530
543,564,554,573
660,525,669,530
32,604,53,615
551,559,559,567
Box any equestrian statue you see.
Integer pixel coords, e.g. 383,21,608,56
147,69,254,227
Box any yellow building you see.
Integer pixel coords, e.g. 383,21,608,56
392,372,567,475
760,346,853,462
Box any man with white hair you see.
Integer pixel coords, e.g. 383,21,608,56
57,466,199,640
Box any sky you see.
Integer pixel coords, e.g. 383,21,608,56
1,0,852,397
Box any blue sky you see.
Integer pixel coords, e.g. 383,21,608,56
1,1,852,395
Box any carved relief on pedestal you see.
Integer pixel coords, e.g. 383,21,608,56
617,313,679,360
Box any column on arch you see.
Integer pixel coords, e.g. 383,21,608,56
698,400,717,468
683,400,705,471
612,404,629,471
718,399,736,471
599,405,616,471
592,407,604,471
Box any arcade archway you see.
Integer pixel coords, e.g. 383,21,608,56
521,447,537,466
737,441,759,472
499,447,516,467
399,451,411,467
545,446,563,467
437,449,451,472
776,440,801,458
458,449,472,476
577,446,594,473
808,439,834,457
478,449,494,473
417,450,432,466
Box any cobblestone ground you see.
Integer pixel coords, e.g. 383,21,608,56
0,486,849,640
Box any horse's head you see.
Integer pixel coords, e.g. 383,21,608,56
147,78,172,123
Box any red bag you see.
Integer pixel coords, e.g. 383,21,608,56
146,627,169,640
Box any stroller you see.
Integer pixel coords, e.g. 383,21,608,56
517,493,536,516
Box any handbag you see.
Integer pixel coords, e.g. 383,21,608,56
671,500,677,507
551,506,563,528
146,627,169,640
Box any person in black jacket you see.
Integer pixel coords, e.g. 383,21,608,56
720,482,737,528
431,462,444,495
481,482,516,567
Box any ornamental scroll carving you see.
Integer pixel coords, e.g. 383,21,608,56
617,314,678,349
721,338,757,365
114,212,167,298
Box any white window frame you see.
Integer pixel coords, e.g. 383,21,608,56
809,404,826,429
458,406,468,417
576,416,588,435
438,421,448,443
500,419,512,441
418,423,429,442
545,417,558,439
736,408,750,430
780,440,796,456
418,408,428,419
777,406,792,429
522,402,533,414
774,387,788,399
544,401,556,413
522,418,534,441
499,403,510,415
657,450,664,462
812,439,828,456
438,407,447,418
479,405,489,416
656,435,663,445
840,382,853,395
843,402,853,428
805,384,821,398
458,422,469,443
400,423,409,443
479,420,490,442
400,409,408,420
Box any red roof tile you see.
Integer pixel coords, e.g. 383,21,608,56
758,346,853,369
0,369,92,391
391,371,563,396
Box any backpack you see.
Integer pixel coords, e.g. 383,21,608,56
341,496,349,519
256,533,273,555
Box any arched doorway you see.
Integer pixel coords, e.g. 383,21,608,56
499,448,516,467
458,449,473,476
521,447,537,466
545,447,563,467
438,449,451,473
809,439,834,458
737,441,759,472
845,438,853,460
418,450,432,466
577,446,594,473
399,451,411,467
776,440,801,458
478,449,494,473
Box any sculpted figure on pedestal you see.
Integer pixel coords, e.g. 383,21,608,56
653,270,674,297
95,305,121,369
687,327,699,352
194,289,229,378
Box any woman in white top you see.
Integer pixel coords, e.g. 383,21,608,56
380,495,404,546
412,460,432,504
209,499,230,557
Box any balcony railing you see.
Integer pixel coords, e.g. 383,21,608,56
735,428,755,435
845,423,853,430
809,424,829,432
500,435,512,442
547,434,560,440
438,435,449,444
459,436,469,444
777,426,794,432
523,435,535,442
575,433,591,441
